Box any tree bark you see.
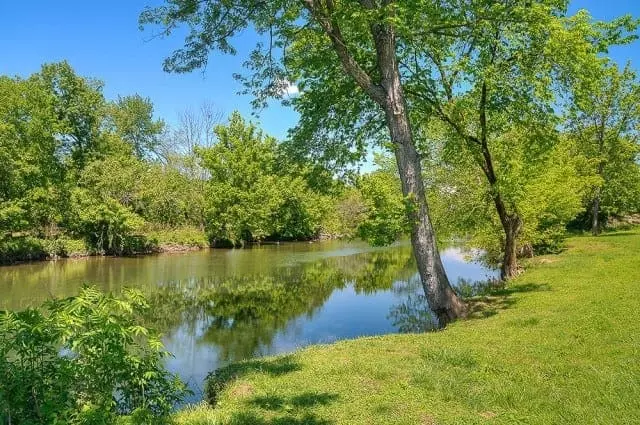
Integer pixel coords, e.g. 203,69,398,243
592,159,605,236
501,214,522,280
391,124,467,324
373,23,466,325
303,1,466,324
591,192,601,236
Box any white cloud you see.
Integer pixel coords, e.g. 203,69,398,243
281,82,300,97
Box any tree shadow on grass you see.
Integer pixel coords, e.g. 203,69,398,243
466,282,551,320
227,392,338,425
250,392,339,411
229,411,334,425
206,355,301,406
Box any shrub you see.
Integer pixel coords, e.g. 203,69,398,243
144,226,209,249
69,189,152,255
0,287,188,425
41,236,89,258
0,236,48,264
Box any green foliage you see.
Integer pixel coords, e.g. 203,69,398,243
197,112,328,245
0,61,350,264
319,187,367,239
356,166,408,247
427,128,591,258
69,188,149,255
36,61,108,171
568,61,640,226
0,236,48,265
0,73,63,234
144,226,208,249
0,287,187,425
107,94,165,159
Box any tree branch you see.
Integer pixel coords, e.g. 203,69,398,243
300,0,386,105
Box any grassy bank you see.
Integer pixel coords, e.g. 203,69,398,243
175,229,640,424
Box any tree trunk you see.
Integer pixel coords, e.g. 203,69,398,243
591,193,601,236
501,215,522,280
374,25,466,325
391,131,467,324
306,4,466,324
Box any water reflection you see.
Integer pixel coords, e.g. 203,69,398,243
0,241,497,400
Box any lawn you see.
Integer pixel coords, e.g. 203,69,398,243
174,230,640,424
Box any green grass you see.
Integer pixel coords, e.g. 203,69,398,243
175,230,640,424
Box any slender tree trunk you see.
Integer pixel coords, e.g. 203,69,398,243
489,186,523,280
374,25,466,325
501,214,522,280
304,2,466,324
391,130,467,324
591,193,601,236
592,160,605,236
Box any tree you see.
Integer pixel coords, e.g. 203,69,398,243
395,3,636,279
140,0,465,323
174,101,223,153
0,74,63,236
35,61,107,171
107,94,165,159
356,155,409,247
425,121,591,263
568,62,640,235
197,112,325,245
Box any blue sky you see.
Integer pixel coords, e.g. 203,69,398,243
0,0,638,140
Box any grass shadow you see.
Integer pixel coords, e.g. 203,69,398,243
206,355,301,406
229,411,334,425
250,392,339,411
466,282,550,320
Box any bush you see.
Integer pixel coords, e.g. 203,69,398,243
70,189,153,255
0,236,48,264
145,226,209,249
0,287,188,424
41,236,89,258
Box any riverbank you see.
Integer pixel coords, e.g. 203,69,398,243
173,229,640,424
0,227,210,266
0,227,347,266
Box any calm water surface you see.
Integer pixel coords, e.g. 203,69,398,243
0,240,497,400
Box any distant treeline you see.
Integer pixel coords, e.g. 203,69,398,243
1,62,639,266
0,62,394,264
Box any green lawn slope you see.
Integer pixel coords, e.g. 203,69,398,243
175,230,640,425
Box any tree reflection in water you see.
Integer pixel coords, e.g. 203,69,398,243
144,248,417,363
139,245,496,399
388,274,438,332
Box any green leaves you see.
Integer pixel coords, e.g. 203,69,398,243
197,112,329,245
0,287,187,424
106,94,165,160
568,61,640,222
356,165,409,247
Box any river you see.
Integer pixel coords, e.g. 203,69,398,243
0,240,497,401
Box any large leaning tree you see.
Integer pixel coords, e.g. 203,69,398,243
139,0,467,323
